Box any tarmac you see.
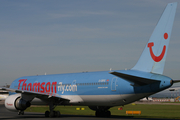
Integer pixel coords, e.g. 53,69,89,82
0,100,179,120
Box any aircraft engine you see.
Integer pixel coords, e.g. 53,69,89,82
5,94,31,111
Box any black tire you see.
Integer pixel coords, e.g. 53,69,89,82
45,111,50,117
106,111,111,117
95,111,100,117
56,111,61,117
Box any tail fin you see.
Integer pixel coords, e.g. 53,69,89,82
132,2,177,74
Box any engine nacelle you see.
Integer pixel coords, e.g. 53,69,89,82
5,94,31,111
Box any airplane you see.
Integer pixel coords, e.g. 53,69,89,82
0,94,8,101
151,86,180,98
0,89,9,101
0,2,180,118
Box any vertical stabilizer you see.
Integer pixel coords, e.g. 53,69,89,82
132,3,177,74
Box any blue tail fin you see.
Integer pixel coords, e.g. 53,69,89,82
132,2,177,74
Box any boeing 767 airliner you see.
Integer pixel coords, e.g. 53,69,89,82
1,2,180,118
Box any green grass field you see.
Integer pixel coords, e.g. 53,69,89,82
25,103,180,119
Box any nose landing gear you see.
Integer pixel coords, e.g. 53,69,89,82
18,110,24,115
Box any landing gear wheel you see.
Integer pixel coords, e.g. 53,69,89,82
53,111,61,117
95,110,111,117
21,111,24,115
106,111,111,117
47,99,63,117
95,111,103,117
56,111,61,117
45,111,50,117
95,111,100,117
47,110,61,117
18,111,24,115
49,111,54,117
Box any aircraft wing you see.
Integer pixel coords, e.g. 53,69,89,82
0,87,69,101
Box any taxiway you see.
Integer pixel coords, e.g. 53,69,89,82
0,100,178,120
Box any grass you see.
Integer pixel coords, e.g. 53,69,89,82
25,103,180,119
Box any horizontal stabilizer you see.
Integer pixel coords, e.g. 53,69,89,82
110,71,160,86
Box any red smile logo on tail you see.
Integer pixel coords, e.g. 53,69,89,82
147,33,168,62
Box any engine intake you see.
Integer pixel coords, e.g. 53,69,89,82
15,98,31,110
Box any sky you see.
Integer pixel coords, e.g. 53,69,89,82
0,0,180,86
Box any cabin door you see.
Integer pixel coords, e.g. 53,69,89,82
111,77,117,91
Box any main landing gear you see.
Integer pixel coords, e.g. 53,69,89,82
45,100,61,117
45,110,60,117
89,106,111,117
95,110,111,117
